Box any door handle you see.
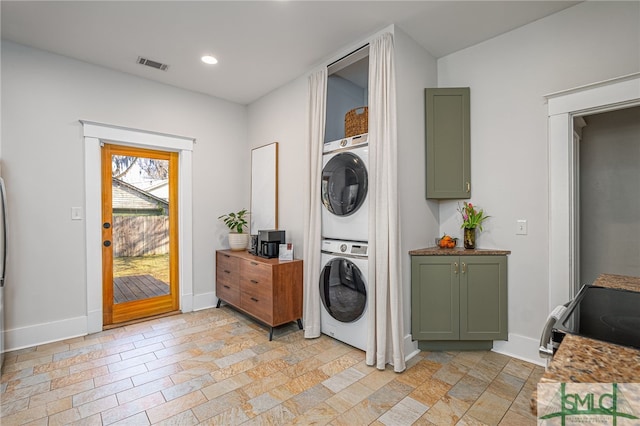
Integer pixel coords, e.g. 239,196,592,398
461,263,466,274
103,240,111,247
454,262,459,274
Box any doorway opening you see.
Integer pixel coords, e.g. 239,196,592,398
576,106,640,288
547,73,640,310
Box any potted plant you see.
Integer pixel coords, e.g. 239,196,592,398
458,202,490,249
218,208,249,251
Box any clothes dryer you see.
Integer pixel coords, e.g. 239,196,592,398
321,134,369,242
319,238,368,351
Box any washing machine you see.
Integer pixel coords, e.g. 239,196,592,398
321,134,369,242
320,238,368,351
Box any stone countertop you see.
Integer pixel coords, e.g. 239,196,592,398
592,273,640,292
408,247,511,256
531,273,640,416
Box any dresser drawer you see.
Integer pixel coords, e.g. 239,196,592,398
241,291,273,324
217,280,240,306
240,259,272,292
217,252,239,277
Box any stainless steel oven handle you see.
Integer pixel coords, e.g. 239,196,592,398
538,305,568,358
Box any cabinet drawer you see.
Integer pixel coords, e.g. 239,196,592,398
241,291,273,324
240,259,272,291
217,280,240,306
217,252,239,277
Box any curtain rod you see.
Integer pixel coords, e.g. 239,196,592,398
327,44,370,69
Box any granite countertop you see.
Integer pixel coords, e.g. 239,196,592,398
409,247,511,256
531,273,640,415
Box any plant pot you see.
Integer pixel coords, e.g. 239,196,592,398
228,233,249,251
463,228,476,249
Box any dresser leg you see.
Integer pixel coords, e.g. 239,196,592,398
216,299,221,308
297,319,303,330
269,327,274,341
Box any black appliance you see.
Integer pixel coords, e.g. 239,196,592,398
539,285,640,358
248,235,258,255
257,229,285,259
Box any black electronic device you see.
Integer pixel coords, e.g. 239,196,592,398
257,229,285,258
248,235,259,255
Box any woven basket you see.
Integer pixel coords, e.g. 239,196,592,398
344,106,368,137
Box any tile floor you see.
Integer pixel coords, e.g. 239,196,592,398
0,306,544,425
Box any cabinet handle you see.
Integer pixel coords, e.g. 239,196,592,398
454,262,459,274
251,262,258,266
466,182,471,193
251,297,259,302
223,285,230,289
250,280,258,284
223,254,230,258
224,270,231,274
461,262,466,274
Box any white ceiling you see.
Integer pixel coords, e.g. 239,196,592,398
1,1,579,105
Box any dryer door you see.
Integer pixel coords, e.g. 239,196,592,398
320,257,367,323
322,152,368,216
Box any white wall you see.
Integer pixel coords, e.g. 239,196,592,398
436,1,640,362
394,27,439,353
247,75,308,252
1,41,248,350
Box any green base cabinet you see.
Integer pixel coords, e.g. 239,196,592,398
411,255,508,350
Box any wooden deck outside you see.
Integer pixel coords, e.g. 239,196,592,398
113,274,170,304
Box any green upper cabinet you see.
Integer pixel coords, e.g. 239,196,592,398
425,87,471,199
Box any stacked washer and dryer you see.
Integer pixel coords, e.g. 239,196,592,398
320,133,370,351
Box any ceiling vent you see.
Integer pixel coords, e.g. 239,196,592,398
136,56,169,71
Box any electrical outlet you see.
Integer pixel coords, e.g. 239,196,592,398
516,219,528,235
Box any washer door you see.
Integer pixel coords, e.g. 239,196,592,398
320,258,367,323
322,152,368,216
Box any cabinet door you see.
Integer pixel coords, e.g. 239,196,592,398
425,87,471,199
459,256,507,340
411,256,459,340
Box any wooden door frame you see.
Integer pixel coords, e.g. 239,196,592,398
81,121,194,334
101,144,179,326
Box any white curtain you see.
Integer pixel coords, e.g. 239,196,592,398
366,32,405,372
302,68,327,338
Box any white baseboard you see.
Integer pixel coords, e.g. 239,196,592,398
492,333,546,367
4,315,88,353
181,293,194,313
404,333,420,362
87,309,102,334
192,291,217,311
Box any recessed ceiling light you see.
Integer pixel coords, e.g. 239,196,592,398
201,55,218,65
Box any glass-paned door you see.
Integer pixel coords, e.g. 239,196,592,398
101,143,179,326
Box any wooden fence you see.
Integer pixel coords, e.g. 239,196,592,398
113,215,169,257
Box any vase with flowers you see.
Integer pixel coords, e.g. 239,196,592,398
458,202,490,249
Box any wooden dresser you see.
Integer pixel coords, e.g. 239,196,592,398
215,250,303,340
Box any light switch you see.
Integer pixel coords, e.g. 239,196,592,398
516,219,528,235
71,207,83,220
